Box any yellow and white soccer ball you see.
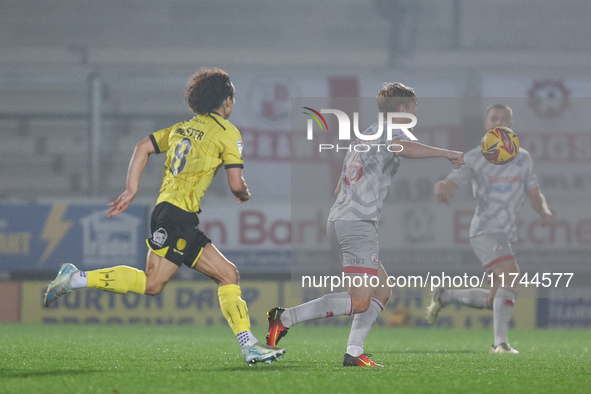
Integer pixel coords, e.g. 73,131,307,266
480,126,520,165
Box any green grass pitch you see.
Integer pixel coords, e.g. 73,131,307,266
0,324,589,394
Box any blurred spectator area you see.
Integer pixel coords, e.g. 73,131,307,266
2,0,591,58
0,112,171,200
1,0,591,200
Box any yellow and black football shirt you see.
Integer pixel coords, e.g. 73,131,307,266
149,112,244,213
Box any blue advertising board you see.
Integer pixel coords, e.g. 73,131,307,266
0,204,148,272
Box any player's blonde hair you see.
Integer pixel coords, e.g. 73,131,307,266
486,103,513,118
376,82,417,112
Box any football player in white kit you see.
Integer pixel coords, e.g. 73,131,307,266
267,83,465,366
427,103,554,353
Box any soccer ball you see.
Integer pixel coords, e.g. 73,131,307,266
480,126,520,165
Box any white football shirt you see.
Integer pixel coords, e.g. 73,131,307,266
327,122,409,223
447,146,539,241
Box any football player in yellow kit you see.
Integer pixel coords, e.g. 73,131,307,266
44,68,285,365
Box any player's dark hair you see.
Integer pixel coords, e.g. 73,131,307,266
376,82,417,112
486,103,513,118
186,68,235,115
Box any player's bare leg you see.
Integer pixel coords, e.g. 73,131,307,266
194,243,285,364
143,252,180,295
191,243,240,286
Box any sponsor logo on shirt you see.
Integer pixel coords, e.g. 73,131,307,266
344,257,365,265
488,175,523,193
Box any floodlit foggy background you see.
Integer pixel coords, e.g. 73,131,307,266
1,0,590,325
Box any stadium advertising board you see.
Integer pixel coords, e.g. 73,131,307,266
22,281,279,326
198,198,588,276
196,201,291,272
536,286,591,328
201,200,591,251
295,285,536,330
21,280,536,329
290,200,589,249
0,282,19,323
0,204,147,272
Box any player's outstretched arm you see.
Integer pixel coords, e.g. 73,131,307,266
526,187,554,227
107,137,155,218
227,167,251,203
394,140,465,169
434,177,459,206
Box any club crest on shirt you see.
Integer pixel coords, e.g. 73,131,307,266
371,252,380,266
152,228,168,247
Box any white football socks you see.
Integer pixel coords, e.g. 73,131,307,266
69,271,88,289
493,287,516,346
282,292,352,328
237,331,258,348
440,288,491,309
346,298,384,357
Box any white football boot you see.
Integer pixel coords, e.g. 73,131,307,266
44,263,78,307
